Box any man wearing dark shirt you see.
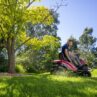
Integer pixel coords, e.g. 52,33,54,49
62,39,73,62
62,39,82,66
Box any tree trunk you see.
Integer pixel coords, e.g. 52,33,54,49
7,37,15,73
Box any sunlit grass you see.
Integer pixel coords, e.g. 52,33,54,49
0,69,97,97
92,69,97,77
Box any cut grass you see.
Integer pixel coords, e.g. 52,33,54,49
0,70,97,97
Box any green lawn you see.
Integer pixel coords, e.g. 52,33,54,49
0,70,97,97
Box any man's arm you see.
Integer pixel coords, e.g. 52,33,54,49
64,49,72,62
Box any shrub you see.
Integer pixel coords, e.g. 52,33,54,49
15,64,26,73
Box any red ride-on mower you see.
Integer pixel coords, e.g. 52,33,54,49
51,53,91,77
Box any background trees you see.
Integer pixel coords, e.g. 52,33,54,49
16,10,60,73
16,35,60,73
79,28,97,65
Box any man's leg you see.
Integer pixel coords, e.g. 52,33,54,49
74,56,82,66
69,54,81,66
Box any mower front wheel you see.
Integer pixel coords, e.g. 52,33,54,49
81,71,91,77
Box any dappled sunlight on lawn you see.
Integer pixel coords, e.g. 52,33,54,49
48,75,84,82
0,71,97,97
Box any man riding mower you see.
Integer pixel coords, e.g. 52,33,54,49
51,39,91,77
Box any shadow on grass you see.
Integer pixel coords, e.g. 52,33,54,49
0,74,97,97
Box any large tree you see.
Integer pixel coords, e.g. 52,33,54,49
0,0,54,73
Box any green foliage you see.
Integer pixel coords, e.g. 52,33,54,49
0,0,54,39
15,64,26,73
16,10,60,73
25,9,59,38
16,35,60,73
79,28,96,51
79,27,97,65
26,6,54,25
